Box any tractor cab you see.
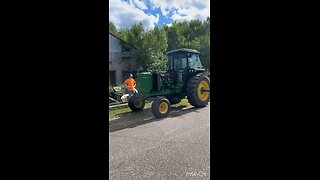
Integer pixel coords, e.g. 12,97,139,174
167,48,205,86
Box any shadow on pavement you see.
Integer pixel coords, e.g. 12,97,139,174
109,105,202,132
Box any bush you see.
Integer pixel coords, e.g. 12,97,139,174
118,84,126,94
109,85,114,97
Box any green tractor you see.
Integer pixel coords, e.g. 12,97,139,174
128,48,210,118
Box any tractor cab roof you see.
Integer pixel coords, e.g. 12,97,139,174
166,48,201,54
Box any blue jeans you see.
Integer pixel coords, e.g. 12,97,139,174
127,90,134,101
128,90,134,97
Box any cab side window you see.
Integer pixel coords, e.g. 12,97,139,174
174,54,187,69
180,57,187,69
173,56,180,70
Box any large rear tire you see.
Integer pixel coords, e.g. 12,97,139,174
128,94,145,112
187,73,210,107
151,97,171,118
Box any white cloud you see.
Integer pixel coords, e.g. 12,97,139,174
149,0,210,21
109,0,210,30
131,0,148,10
164,23,172,27
171,13,191,22
109,0,158,30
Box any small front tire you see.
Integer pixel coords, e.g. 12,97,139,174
128,94,145,112
151,97,171,118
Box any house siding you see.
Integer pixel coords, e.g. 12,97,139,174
109,33,137,85
109,34,122,53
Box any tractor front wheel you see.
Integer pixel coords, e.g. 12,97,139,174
151,97,171,118
128,94,145,112
187,73,210,107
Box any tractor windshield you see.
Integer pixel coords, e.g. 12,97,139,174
168,53,187,70
188,54,203,69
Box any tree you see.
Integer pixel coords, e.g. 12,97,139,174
164,18,210,70
109,17,210,71
109,21,117,34
116,23,168,71
145,27,168,71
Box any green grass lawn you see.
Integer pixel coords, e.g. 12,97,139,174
109,98,191,120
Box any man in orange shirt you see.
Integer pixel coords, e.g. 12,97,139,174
124,74,136,99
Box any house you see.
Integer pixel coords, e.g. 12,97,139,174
109,32,138,85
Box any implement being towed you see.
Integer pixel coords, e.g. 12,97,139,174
128,48,210,118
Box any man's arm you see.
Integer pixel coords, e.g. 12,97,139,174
124,79,128,88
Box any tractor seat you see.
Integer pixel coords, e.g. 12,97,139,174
113,86,122,92
167,70,177,83
167,70,176,78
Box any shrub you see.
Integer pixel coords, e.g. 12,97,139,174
109,85,114,97
118,84,126,94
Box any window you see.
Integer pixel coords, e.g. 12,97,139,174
109,71,116,85
188,54,203,69
168,53,188,70
179,57,187,69
173,56,180,69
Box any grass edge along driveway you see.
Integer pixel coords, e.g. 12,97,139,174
109,99,191,121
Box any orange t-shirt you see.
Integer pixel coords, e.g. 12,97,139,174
124,78,136,91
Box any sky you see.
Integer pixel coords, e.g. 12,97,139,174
109,0,210,30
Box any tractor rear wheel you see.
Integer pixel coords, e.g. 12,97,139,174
187,73,210,107
128,94,145,112
151,97,171,118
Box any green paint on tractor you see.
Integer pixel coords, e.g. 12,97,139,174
128,48,210,118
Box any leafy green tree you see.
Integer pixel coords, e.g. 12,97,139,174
109,17,210,71
116,23,168,71
109,21,117,34
144,27,168,71
164,18,210,70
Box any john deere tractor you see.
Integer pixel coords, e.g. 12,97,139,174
128,48,210,118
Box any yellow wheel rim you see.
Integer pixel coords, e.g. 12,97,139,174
159,102,169,114
197,80,209,101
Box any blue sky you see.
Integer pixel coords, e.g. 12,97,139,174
109,0,210,30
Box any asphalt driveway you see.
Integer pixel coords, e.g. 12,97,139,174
109,103,210,179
